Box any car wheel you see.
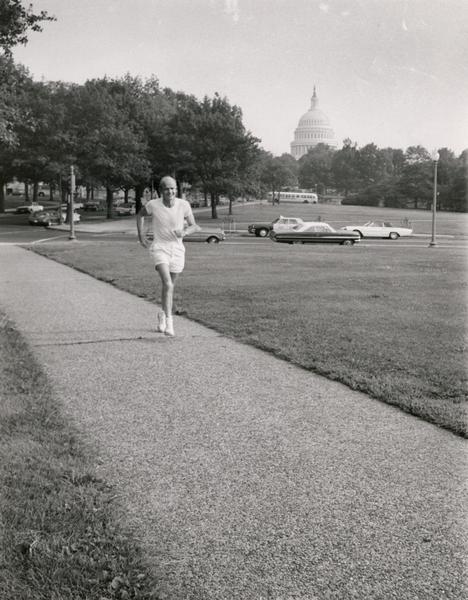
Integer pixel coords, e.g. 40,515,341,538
353,230,363,238
206,236,219,243
257,228,269,237
341,239,355,246
389,232,399,240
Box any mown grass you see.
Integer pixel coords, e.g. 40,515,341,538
0,313,161,599
31,238,468,437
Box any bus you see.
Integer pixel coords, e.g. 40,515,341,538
268,191,318,204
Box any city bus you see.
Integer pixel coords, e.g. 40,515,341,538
268,191,318,204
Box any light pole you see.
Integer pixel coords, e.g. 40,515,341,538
429,150,439,247
69,165,76,241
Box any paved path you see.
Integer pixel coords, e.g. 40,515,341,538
0,245,466,600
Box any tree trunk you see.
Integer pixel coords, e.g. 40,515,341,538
25,182,29,201
49,185,54,202
135,184,143,213
32,181,39,202
228,196,233,215
106,187,114,219
124,189,129,202
0,177,5,213
210,192,218,219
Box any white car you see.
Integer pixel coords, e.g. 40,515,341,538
15,203,44,214
115,202,136,216
340,221,413,239
272,216,305,232
28,209,80,226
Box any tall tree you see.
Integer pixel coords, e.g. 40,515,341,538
71,77,152,218
168,93,260,218
331,138,360,196
260,152,298,199
12,80,79,204
0,0,54,54
398,145,432,209
0,55,32,211
298,143,334,192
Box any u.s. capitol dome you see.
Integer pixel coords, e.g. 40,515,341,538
290,87,337,159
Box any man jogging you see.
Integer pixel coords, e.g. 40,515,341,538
137,176,200,337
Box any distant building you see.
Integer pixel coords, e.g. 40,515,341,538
290,87,337,159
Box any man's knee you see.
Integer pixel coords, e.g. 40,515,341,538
162,278,174,292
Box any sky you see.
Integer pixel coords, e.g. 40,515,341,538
12,0,468,156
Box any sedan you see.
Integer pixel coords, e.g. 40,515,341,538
270,222,360,245
340,221,413,239
185,227,225,243
146,227,225,243
115,202,136,216
15,203,44,214
29,210,80,226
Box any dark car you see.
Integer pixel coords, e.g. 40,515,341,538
270,222,360,245
82,200,102,211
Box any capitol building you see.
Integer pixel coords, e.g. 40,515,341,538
290,87,337,159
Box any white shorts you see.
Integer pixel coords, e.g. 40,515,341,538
149,243,185,273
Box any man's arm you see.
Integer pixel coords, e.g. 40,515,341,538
174,212,201,239
182,212,201,237
137,205,150,247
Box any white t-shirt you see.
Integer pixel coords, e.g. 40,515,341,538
145,197,193,245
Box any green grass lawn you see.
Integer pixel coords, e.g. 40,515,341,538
0,313,161,599
31,238,467,437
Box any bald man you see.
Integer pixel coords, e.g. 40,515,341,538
137,176,200,336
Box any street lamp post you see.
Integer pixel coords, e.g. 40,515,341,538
69,165,76,241
429,150,439,247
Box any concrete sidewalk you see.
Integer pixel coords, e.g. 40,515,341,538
0,245,466,600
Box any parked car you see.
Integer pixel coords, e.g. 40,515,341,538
29,210,80,226
190,200,201,208
15,203,44,214
146,227,225,243
185,227,225,243
82,200,102,211
270,222,360,245
340,221,413,239
115,202,136,216
248,216,305,237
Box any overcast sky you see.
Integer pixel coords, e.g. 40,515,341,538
12,0,468,156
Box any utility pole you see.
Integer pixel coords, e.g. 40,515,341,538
69,165,76,240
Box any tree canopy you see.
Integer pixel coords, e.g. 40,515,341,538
0,0,54,54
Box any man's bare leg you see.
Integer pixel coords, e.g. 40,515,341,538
155,264,179,315
156,265,179,335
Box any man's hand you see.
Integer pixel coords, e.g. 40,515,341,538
139,237,150,248
174,229,185,238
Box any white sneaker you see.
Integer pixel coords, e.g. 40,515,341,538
165,316,175,337
157,312,166,333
